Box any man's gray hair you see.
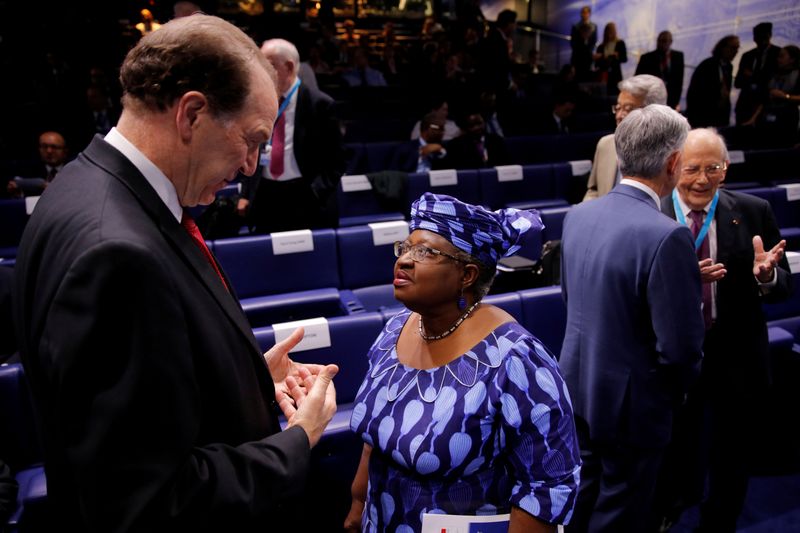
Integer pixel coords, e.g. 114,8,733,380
261,38,300,75
618,74,668,105
615,104,689,179
691,127,730,161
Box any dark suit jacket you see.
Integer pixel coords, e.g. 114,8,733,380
560,184,705,448
441,133,508,170
241,84,345,225
13,136,310,531
734,45,781,124
661,189,792,396
636,49,685,108
687,57,734,127
387,140,448,173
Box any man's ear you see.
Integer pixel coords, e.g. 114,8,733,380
666,150,682,177
175,91,208,142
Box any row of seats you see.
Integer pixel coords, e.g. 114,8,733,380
4,267,800,530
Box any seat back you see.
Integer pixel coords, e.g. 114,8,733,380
519,286,567,357
0,364,43,471
252,313,384,404
739,187,797,228
406,170,482,207
214,229,340,298
479,164,557,210
337,221,408,289
336,175,406,227
0,199,28,251
539,206,572,243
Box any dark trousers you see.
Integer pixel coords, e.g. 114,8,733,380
565,417,664,533
250,177,337,234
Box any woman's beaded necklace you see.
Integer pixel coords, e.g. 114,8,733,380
417,301,480,341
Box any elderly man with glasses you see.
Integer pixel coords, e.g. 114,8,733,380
655,127,792,532
582,74,668,201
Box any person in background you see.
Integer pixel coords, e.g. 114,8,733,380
345,193,580,532
636,31,684,109
735,22,780,125
583,74,667,201
657,128,792,532
561,104,705,533
239,38,345,233
686,36,740,127
342,48,387,87
571,6,597,82
442,112,509,169
595,22,627,94
742,45,800,146
410,97,460,141
389,112,448,173
13,15,339,531
7,131,70,198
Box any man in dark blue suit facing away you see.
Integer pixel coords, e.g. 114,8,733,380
560,104,705,533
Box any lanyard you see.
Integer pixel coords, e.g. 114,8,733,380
267,79,301,147
672,189,719,251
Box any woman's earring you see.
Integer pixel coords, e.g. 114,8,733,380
457,289,466,311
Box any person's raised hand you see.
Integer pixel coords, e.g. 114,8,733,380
285,364,338,447
753,235,785,283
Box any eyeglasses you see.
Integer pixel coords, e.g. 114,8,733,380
393,241,466,263
611,104,640,114
681,163,727,178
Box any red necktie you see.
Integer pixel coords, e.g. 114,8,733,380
688,210,712,329
269,96,285,178
181,212,229,290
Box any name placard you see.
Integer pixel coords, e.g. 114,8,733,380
368,220,409,246
728,150,745,164
428,169,458,186
778,183,800,202
495,165,523,182
569,159,592,176
421,513,510,533
24,196,40,215
270,229,314,255
341,175,372,192
273,317,331,352
786,251,800,274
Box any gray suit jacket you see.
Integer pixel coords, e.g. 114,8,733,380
583,133,617,201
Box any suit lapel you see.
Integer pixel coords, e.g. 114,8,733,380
714,189,742,265
82,137,262,357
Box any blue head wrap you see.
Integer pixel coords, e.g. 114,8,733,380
409,193,544,268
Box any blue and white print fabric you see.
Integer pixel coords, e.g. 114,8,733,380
350,309,581,532
409,192,544,268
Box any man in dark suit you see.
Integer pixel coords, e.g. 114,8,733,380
636,31,685,109
560,105,705,533
658,128,791,532
239,38,345,233
6,131,69,198
13,15,339,531
687,35,740,127
571,6,597,82
388,112,447,173
734,22,781,125
479,9,517,94
442,113,508,170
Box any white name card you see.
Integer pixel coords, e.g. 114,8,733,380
272,317,331,352
341,175,372,192
24,196,40,215
495,165,523,182
728,150,745,164
787,251,800,274
778,183,800,202
368,220,409,246
270,229,314,255
569,159,592,176
428,169,458,186
421,513,510,533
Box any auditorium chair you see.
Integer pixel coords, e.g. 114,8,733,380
539,205,572,243
214,229,347,327
519,286,568,357
0,363,47,532
406,170,482,207
479,164,570,211
336,174,406,227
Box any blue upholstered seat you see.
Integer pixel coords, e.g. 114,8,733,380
539,205,572,243
518,286,567,357
406,170,482,207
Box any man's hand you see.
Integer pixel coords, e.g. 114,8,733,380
282,365,339,447
264,327,325,405
699,258,726,283
420,143,444,157
236,198,250,217
753,235,786,283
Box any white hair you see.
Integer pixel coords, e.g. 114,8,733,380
689,127,730,161
615,104,689,179
618,74,668,106
260,38,300,76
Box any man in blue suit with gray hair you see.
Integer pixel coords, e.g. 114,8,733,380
560,104,706,533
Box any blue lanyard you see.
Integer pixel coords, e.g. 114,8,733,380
268,79,300,147
672,189,719,251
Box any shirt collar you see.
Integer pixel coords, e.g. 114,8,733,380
620,178,661,208
104,127,183,223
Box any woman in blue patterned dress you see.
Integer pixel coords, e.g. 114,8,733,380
345,193,581,532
